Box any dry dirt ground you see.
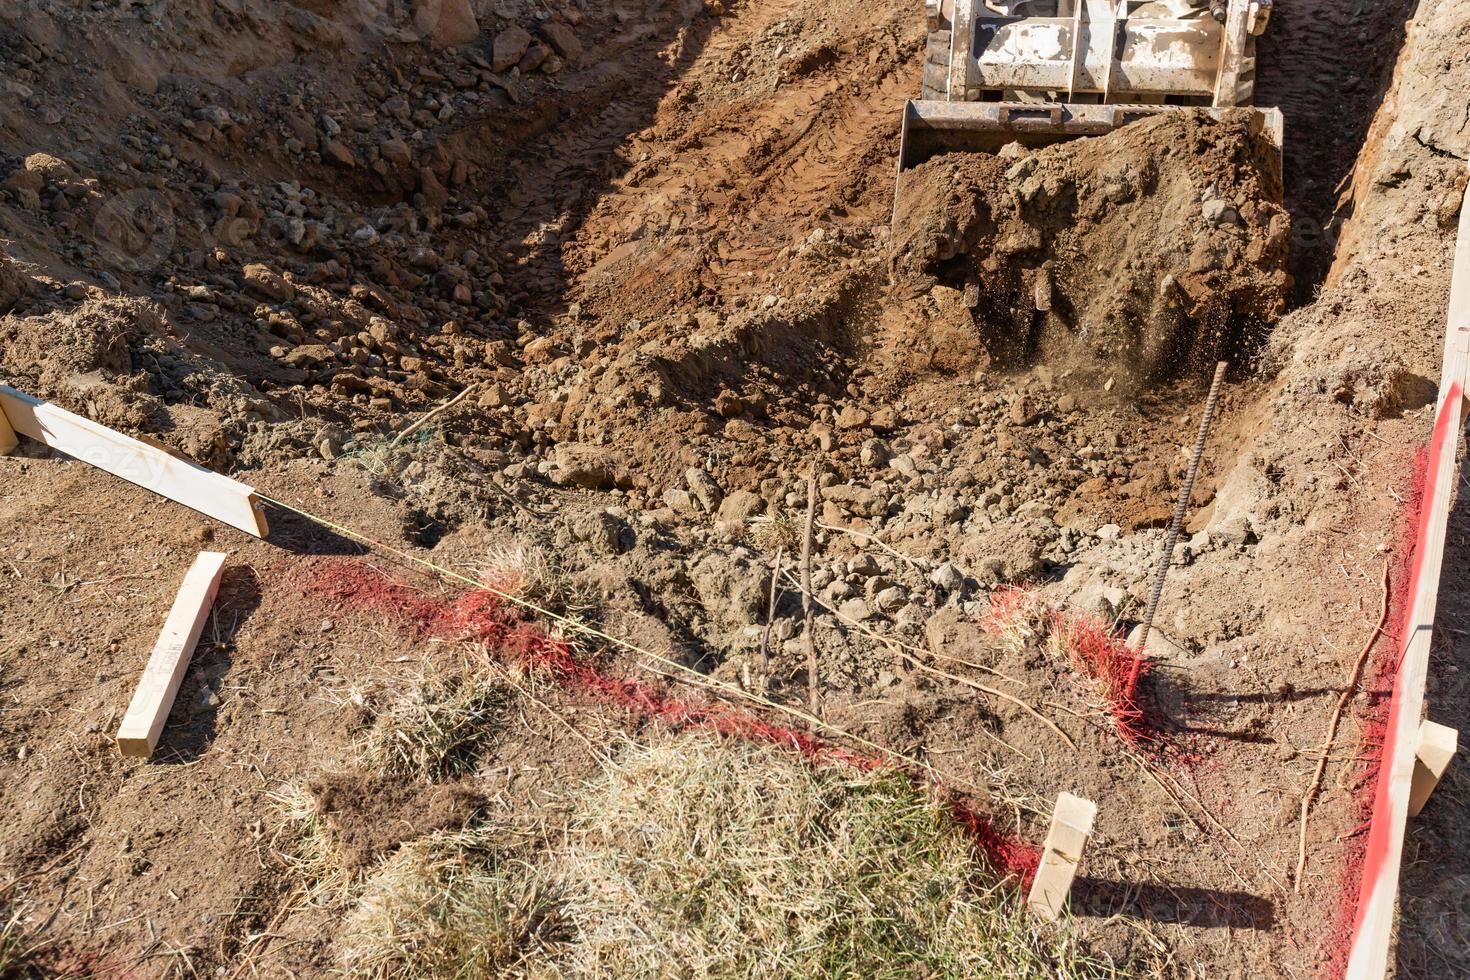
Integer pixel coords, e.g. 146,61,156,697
2,0,1470,977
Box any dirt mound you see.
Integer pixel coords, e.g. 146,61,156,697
307,771,484,873
892,112,1292,388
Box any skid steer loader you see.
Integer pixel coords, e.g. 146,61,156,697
898,0,1281,172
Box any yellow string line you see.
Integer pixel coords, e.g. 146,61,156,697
254,492,997,800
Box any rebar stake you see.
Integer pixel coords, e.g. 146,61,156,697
1133,361,1230,681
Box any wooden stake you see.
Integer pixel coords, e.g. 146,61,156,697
0,397,16,456
0,384,268,537
1027,792,1097,921
1408,720,1458,818
116,553,228,759
802,460,820,719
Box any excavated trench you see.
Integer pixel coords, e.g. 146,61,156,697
0,0,1461,975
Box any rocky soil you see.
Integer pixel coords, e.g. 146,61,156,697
2,0,1470,976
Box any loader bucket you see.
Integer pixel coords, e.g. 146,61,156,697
896,99,1284,174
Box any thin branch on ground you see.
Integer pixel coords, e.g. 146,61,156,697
1294,560,1391,891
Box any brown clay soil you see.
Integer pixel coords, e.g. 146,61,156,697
2,0,1470,977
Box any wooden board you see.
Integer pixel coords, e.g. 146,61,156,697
1345,171,1470,979
116,552,228,758
0,384,269,537
1408,720,1458,818
0,395,16,455
1027,791,1096,921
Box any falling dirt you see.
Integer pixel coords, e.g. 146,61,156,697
892,111,1292,387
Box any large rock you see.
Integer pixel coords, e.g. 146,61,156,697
414,0,479,47
0,251,29,314
540,21,583,61
550,442,625,490
492,25,533,71
242,263,294,302
690,551,767,629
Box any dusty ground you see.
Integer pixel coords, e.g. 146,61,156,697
2,0,1469,976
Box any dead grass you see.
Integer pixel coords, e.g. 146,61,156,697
552,736,1114,979
339,826,562,980
270,780,354,905
326,735,1120,979
479,543,593,622
361,673,512,780
750,512,802,552
981,586,1051,654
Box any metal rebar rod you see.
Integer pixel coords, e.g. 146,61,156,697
1134,361,1230,668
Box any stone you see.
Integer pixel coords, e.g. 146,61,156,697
517,43,550,74
550,443,623,489
571,510,623,555
838,597,877,622
540,21,583,61
714,389,744,418
1095,523,1122,542
242,263,294,302
686,468,724,512
860,438,889,467
414,0,479,47
929,562,964,591
874,586,908,614
322,139,356,168
716,489,763,523
282,344,331,368
663,488,697,513
478,383,511,408
492,25,533,71
690,551,767,628
836,405,870,429
379,138,412,166
1202,198,1241,228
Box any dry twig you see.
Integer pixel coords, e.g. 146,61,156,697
1294,561,1391,890
802,461,820,720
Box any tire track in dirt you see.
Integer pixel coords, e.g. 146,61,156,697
557,0,919,308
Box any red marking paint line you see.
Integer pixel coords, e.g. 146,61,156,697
303,559,1042,883
1318,443,1424,980
979,588,1156,745
1051,613,1154,746
1334,380,1462,976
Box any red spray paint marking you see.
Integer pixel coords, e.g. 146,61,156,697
1326,383,1458,976
302,558,1041,883
979,588,1157,744
1052,612,1155,746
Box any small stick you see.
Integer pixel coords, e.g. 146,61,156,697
759,546,784,679
802,460,820,719
1294,561,1391,890
1133,361,1229,682
391,383,479,447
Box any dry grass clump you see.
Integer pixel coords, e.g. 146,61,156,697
750,512,801,552
981,586,1051,654
270,780,354,904
361,673,512,779
551,736,1113,979
324,735,1118,979
479,543,591,620
339,826,562,980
